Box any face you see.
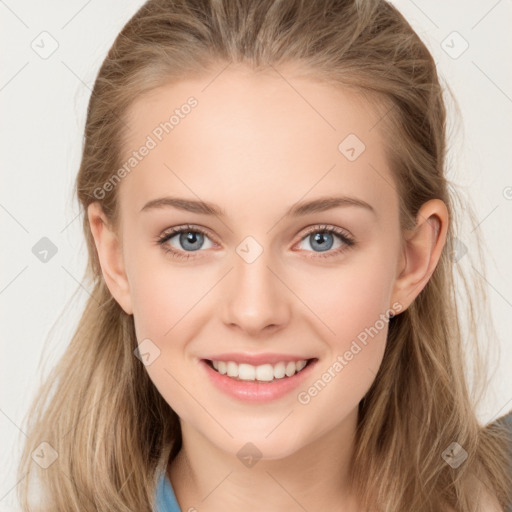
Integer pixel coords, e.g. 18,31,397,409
102,64,408,460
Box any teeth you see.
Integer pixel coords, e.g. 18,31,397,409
210,359,309,381
226,361,238,377
296,360,307,372
255,364,273,382
239,363,256,380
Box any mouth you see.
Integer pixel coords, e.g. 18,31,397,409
203,358,318,383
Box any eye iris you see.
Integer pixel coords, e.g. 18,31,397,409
310,232,333,252
180,231,204,251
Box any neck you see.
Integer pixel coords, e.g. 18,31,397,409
168,408,361,512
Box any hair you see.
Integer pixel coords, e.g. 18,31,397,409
17,0,512,511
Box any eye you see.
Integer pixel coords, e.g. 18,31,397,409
156,223,355,261
295,224,355,259
156,224,216,261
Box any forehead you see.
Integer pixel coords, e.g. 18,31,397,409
118,66,397,221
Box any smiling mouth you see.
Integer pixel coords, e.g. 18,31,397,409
204,358,317,382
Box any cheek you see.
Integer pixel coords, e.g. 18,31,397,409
294,251,396,347
127,249,213,411
294,262,393,428
291,249,397,406
127,256,206,423
127,243,204,339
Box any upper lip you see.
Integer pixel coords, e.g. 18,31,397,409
201,353,316,365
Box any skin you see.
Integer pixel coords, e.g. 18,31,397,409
88,63,449,511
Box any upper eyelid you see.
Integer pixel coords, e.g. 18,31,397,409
301,224,352,239
159,224,218,243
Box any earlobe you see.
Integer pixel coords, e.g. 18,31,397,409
87,202,133,315
391,199,449,311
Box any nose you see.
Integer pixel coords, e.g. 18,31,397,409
220,249,291,337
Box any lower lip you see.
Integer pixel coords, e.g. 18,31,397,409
200,359,318,403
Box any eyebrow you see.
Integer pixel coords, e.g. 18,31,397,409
140,195,376,217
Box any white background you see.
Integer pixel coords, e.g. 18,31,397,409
1,1,511,509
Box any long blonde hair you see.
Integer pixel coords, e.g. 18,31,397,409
17,0,512,510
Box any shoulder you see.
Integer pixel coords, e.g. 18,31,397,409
477,494,504,512
474,410,512,512
479,492,504,512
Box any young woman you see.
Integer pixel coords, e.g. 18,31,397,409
17,0,512,510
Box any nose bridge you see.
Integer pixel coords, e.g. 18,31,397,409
221,237,290,334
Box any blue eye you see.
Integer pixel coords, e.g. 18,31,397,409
157,225,214,260
156,223,355,261
296,225,355,259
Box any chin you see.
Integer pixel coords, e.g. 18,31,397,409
215,431,307,463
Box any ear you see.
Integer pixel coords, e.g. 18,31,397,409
87,202,133,315
391,199,449,311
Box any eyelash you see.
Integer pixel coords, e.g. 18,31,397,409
156,223,355,261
